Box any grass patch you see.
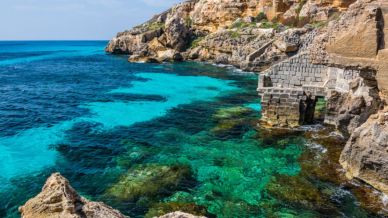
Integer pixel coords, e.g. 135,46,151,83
310,21,327,28
296,0,307,15
230,20,255,29
255,12,267,22
259,21,281,29
229,31,241,39
185,17,193,27
146,22,165,31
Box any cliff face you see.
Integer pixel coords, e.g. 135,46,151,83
310,0,388,194
106,0,388,201
105,0,354,71
19,173,204,218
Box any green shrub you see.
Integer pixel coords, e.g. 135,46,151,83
147,22,165,31
260,21,280,29
255,12,267,22
229,31,240,39
185,17,193,27
189,37,205,48
296,0,307,15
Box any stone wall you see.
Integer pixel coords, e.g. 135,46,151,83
257,52,361,127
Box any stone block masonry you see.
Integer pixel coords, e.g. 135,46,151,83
257,52,360,127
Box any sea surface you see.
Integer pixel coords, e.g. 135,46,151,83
0,41,384,217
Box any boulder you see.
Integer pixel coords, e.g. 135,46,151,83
340,108,388,195
157,211,206,218
19,173,127,218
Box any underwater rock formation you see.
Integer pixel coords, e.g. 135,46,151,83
107,164,193,201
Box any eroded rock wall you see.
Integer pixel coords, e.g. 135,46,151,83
340,107,388,195
105,0,350,66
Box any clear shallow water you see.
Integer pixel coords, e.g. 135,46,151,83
0,41,382,218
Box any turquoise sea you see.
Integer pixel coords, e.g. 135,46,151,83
0,41,383,217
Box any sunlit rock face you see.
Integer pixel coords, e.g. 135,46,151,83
19,173,205,218
19,173,127,218
105,0,352,66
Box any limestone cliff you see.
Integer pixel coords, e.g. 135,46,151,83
340,107,388,195
106,0,353,71
19,173,204,218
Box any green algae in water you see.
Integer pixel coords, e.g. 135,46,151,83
111,123,304,217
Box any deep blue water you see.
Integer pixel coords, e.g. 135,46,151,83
0,41,383,218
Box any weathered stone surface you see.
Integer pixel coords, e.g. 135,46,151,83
19,173,127,218
19,173,203,218
106,0,344,68
157,211,206,218
340,108,388,195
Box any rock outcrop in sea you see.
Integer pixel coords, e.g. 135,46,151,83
19,173,127,218
19,173,202,218
106,0,387,207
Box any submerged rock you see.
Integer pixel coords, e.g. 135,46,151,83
107,164,193,201
212,106,252,120
19,173,127,218
266,175,327,209
211,106,254,135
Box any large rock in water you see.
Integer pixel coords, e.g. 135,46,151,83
340,108,388,195
19,173,127,218
19,173,204,218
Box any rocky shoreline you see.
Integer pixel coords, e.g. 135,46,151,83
106,0,388,200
